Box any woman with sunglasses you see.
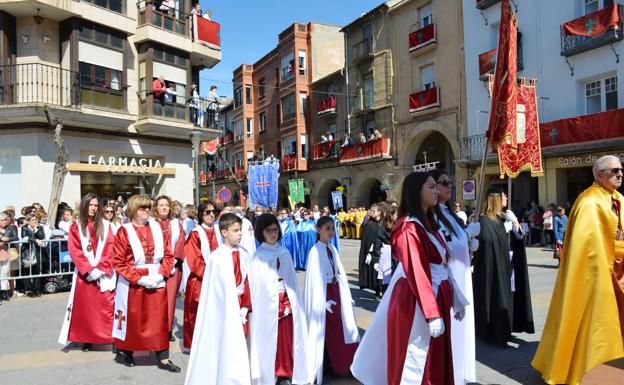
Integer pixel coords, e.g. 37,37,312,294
430,170,480,385
103,206,122,235
249,214,311,385
153,196,185,343
182,200,221,350
59,193,115,352
111,195,179,372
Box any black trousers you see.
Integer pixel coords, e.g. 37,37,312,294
120,349,169,360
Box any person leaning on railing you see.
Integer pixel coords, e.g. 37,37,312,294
0,212,19,302
21,213,47,297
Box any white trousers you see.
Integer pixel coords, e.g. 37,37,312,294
0,260,10,290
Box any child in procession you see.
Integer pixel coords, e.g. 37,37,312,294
303,216,360,384
249,214,311,385
184,213,252,385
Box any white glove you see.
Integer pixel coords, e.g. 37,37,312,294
170,264,177,277
466,222,481,238
88,268,104,282
365,254,372,265
137,276,153,287
239,307,249,325
428,318,445,338
504,210,517,223
468,238,479,253
325,300,337,314
150,274,166,289
454,308,466,321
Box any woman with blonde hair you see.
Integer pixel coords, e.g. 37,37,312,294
111,195,179,372
152,195,185,342
473,189,513,347
103,205,122,235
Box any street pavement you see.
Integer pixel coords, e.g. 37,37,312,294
0,238,622,384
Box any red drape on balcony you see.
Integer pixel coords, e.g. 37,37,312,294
497,80,543,178
317,96,336,115
313,141,336,160
409,87,440,113
194,16,221,48
409,23,436,52
201,138,219,154
478,49,497,78
563,4,621,37
540,108,624,147
282,154,297,171
339,138,390,162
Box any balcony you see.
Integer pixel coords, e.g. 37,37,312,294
136,1,221,68
199,171,207,185
540,108,624,147
560,5,623,57
409,87,440,114
458,134,490,163
317,96,336,116
215,168,231,179
312,140,338,160
222,132,234,144
282,154,297,172
409,23,436,54
0,63,135,130
339,138,391,164
475,0,501,10
352,90,374,115
478,49,497,79
352,37,374,63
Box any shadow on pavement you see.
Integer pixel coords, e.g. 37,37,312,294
475,337,545,385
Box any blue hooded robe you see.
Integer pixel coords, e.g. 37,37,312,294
279,217,300,266
296,219,317,270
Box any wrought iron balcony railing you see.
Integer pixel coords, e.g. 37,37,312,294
475,0,501,10
352,37,374,62
560,6,623,57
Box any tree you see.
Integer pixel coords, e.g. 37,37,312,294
44,106,69,228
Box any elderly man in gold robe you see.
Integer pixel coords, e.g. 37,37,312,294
532,154,624,385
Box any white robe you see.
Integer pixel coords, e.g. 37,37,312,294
303,241,360,385
184,244,252,385
241,217,257,256
249,243,310,385
438,204,477,384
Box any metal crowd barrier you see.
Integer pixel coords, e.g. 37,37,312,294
1,239,74,281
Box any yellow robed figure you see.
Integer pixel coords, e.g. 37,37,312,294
532,182,624,385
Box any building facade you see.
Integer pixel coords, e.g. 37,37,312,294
0,0,221,209
462,0,624,207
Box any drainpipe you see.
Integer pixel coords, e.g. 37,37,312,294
343,31,351,135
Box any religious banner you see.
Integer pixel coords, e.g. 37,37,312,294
487,0,518,149
563,4,621,37
248,161,279,210
497,79,544,178
288,179,305,205
478,48,497,78
331,191,343,210
408,23,436,52
408,87,440,113
540,108,624,147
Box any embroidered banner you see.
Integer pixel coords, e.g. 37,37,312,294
563,4,621,37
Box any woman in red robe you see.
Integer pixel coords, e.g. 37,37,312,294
58,193,115,352
112,195,179,373
153,195,185,342
183,200,220,350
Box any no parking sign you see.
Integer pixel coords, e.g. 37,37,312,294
218,187,232,203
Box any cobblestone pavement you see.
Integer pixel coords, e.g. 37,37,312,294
0,239,619,384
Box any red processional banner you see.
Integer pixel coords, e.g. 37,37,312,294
563,4,621,37
409,23,436,52
497,79,543,178
487,0,518,149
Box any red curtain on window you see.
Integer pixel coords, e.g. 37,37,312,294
563,4,621,37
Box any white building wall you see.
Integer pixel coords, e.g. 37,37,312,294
463,0,624,136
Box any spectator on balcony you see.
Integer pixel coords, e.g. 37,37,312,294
372,129,382,140
202,10,212,21
164,83,177,103
341,135,354,148
153,75,166,105
358,132,368,144
206,85,220,127
190,1,201,16
326,131,334,142
189,83,201,127
159,0,175,16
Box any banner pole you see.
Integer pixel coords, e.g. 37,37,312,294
475,138,490,220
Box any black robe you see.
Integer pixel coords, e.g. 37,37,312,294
473,215,513,346
510,230,535,334
358,219,380,292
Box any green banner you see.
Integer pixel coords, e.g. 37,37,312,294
289,179,305,204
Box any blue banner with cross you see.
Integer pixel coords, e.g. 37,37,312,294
247,160,280,210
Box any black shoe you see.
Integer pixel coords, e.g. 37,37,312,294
277,377,292,385
157,360,181,373
112,345,118,354
82,343,93,352
168,332,175,342
115,351,135,367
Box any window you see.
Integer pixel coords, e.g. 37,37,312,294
79,22,124,50
234,120,243,141
78,61,124,110
299,92,308,117
246,118,254,138
298,50,307,76
584,0,599,14
364,74,374,108
281,52,295,82
585,76,618,113
259,112,267,132
283,135,297,156
282,93,296,122
84,0,123,14
246,151,254,161
245,84,252,104
300,135,307,160
234,87,242,108
276,104,281,126
421,64,436,90
259,78,266,98
366,119,376,137
326,83,337,97
362,23,373,54
235,152,243,167
419,3,433,27
153,46,187,67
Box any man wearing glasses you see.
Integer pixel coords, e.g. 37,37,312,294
533,155,624,385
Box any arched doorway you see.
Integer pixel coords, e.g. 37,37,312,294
278,184,289,209
413,131,455,175
357,178,387,207
317,179,343,211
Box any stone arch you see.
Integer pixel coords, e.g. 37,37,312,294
399,120,459,169
354,177,387,207
317,178,342,211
